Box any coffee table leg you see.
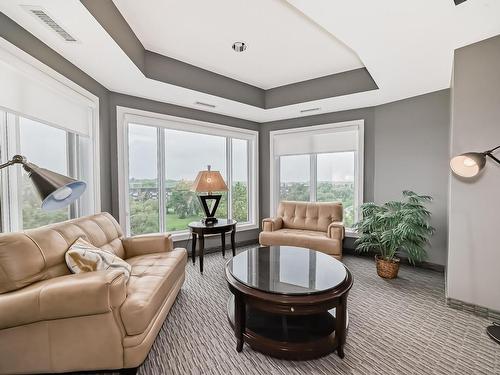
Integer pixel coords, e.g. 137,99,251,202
231,228,236,257
221,232,226,258
234,293,245,352
191,233,197,264
336,294,348,358
199,234,205,273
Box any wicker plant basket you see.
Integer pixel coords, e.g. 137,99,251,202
375,255,400,279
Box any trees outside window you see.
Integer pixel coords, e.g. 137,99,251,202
126,122,255,235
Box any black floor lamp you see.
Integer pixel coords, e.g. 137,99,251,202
450,145,500,344
0,154,86,211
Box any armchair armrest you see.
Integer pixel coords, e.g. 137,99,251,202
122,232,173,259
0,270,126,330
262,217,283,232
327,221,345,240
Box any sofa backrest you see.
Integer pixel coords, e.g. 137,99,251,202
277,201,343,232
0,212,124,294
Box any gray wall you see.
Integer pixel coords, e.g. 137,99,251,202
259,90,450,265
447,34,500,311
373,90,450,265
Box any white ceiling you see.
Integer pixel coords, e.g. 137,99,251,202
112,0,364,89
1,0,500,123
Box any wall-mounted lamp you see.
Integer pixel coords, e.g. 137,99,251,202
450,145,500,178
0,155,86,211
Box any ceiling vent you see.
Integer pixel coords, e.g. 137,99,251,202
195,101,216,109
300,107,321,114
23,6,77,42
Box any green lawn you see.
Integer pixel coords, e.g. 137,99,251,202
165,214,200,232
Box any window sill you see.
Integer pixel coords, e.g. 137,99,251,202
170,222,259,241
345,230,359,238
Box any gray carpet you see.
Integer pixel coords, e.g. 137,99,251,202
134,247,500,374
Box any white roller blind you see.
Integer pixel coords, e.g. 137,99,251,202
0,47,92,136
273,126,359,156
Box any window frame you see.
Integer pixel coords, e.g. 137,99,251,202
0,41,100,232
269,120,364,235
116,106,259,239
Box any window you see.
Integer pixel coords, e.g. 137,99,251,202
279,154,310,202
118,109,258,237
0,112,99,231
0,45,99,232
270,121,363,230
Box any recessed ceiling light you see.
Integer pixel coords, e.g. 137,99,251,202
232,42,247,52
300,107,321,113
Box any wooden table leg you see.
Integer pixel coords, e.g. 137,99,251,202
199,234,205,273
221,232,226,258
191,233,197,264
231,227,236,257
335,294,348,358
234,293,245,352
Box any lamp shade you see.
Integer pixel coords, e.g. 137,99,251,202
24,163,87,211
450,152,486,178
192,167,228,193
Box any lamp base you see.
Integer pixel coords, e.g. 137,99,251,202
201,217,218,225
198,194,222,226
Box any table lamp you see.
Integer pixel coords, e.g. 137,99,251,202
0,154,86,211
192,165,228,225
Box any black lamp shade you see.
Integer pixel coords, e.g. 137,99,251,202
25,164,86,211
450,152,486,178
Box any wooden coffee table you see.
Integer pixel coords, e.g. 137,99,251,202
225,245,353,360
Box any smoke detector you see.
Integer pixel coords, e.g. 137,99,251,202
23,6,77,42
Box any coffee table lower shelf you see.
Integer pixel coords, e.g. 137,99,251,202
227,295,348,360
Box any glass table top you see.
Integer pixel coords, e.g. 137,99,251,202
227,246,348,295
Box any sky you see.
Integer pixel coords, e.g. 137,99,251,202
128,124,248,182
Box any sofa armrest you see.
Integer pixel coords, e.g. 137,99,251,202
0,270,126,330
327,221,345,240
122,233,173,259
262,217,283,232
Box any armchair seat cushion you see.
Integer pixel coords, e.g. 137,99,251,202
259,229,342,258
120,249,187,336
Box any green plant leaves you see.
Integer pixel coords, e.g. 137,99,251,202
354,190,434,264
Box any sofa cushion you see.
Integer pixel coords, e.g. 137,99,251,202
120,249,187,336
259,229,342,258
65,238,132,282
278,201,343,232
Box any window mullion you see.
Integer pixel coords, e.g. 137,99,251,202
310,154,317,202
158,127,166,233
226,137,232,220
67,133,78,219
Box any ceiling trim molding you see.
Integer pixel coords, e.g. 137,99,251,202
80,0,378,110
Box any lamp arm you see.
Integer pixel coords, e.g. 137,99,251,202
0,155,27,171
486,145,500,154
486,152,500,165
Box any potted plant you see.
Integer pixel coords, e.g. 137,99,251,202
353,191,435,279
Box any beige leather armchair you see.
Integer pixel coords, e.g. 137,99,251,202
259,201,345,259
0,212,187,374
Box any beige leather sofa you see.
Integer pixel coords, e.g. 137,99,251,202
259,201,345,259
0,212,187,374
